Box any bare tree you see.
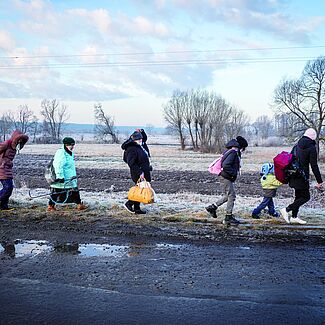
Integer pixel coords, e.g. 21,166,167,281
11,105,35,134
273,56,325,151
164,89,248,153
163,90,186,150
94,103,119,143
41,99,69,142
0,113,13,141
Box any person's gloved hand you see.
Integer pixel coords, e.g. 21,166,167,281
55,178,65,183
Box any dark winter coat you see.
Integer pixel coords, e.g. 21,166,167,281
0,130,29,179
289,136,323,190
121,139,151,183
220,139,240,182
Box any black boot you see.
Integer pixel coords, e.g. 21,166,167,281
206,204,217,218
223,214,240,225
133,202,146,215
124,200,135,214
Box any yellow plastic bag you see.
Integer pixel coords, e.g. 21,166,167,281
127,179,155,204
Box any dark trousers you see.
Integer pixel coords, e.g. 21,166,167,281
252,197,276,216
49,188,81,206
0,179,14,209
287,189,310,218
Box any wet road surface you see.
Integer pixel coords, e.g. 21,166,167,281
0,235,324,324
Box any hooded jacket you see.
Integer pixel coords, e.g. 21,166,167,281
121,138,151,183
220,139,240,182
288,136,323,190
0,130,29,179
50,146,78,189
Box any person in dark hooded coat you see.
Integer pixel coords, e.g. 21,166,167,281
206,136,248,225
121,129,152,214
280,128,323,224
0,130,29,211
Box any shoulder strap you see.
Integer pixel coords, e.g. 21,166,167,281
221,148,236,164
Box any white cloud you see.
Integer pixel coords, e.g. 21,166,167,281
0,30,16,51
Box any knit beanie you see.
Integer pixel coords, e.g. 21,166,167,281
303,128,317,140
62,137,75,145
236,136,248,150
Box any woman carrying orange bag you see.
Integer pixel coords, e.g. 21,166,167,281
121,129,152,214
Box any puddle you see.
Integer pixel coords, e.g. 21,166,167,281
78,244,128,257
0,240,188,259
238,246,251,250
0,240,52,258
156,243,186,250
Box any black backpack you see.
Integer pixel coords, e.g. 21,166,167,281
285,145,307,182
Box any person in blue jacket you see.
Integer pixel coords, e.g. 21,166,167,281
47,137,87,212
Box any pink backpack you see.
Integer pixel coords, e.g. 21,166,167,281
273,151,293,184
208,149,234,175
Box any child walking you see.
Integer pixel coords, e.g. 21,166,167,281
252,163,282,218
206,136,248,225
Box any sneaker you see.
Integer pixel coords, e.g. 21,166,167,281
76,203,88,211
270,212,280,218
135,209,146,215
290,217,307,225
47,205,57,212
123,201,135,214
223,214,240,225
206,204,217,218
280,208,290,223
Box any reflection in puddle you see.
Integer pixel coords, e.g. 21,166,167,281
0,240,187,259
0,240,52,258
78,244,128,257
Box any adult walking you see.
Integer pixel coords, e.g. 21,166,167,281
206,136,248,225
47,137,87,212
122,129,151,214
280,128,323,224
0,130,29,211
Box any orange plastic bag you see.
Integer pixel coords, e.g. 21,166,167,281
127,179,154,204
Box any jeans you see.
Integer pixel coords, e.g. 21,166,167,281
0,179,14,209
287,189,310,218
215,178,236,215
252,197,276,216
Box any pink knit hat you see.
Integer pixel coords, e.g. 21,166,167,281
304,128,317,140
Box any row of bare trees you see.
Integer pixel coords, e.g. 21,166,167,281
273,56,325,151
0,99,69,143
164,89,249,152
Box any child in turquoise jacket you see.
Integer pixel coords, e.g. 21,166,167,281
252,163,282,218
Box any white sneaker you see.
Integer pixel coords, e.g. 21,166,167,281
280,208,290,223
290,217,307,225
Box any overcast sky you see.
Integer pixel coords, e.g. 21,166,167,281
0,0,325,126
